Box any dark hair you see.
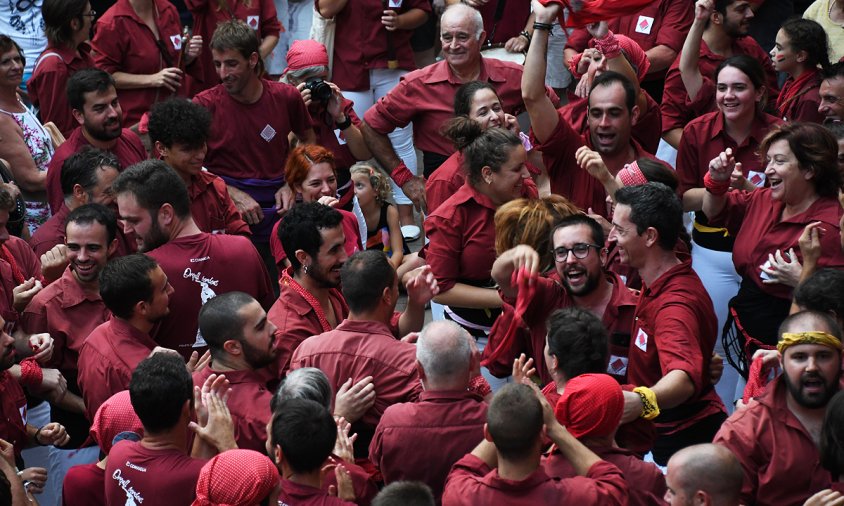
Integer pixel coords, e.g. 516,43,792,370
60,147,120,198
713,0,731,15
148,98,211,150
0,470,9,506
199,291,255,357
278,202,344,273
589,71,637,112
637,158,679,191
99,254,158,319
67,68,115,111
42,0,89,47
823,61,844,81
210,20,261,73
269,398,336,473
821,390,844,478
614,183,682,251
780,18,831,70
112,160,192,219
453,81,499,116
372,482,436,506
794,269,844,324
487,384,543,460
130,354,193,434
758,122,842,198
0,35,24,69
0,188,15,213
442,117,521,186
715,55,768,109
341,250,396,314
66,203,118,244
552,214,605,250
546,307,609,379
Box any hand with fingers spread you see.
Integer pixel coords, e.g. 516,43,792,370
326,464,356,501
186,350,211,373
190,387,236,452
760,248,802,287
332,417,357,464
804,489,844,506
512,353,537,385
404,265,439,308
334,376,376,423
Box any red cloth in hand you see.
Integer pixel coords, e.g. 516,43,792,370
742,356,771,404
481,268,537,368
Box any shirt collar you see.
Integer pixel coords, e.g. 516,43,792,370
58,266,103,309
422,58,505,85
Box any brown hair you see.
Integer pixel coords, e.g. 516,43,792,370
495,195,581,269
759,122,843,197
350,163,391,203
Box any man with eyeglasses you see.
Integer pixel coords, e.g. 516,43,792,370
486,214,638,385
820,62,844,123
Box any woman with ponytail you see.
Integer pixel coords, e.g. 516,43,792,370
770,18,829,123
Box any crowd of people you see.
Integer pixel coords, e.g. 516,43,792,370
0,0,844,504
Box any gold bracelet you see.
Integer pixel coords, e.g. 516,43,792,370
633,386,660,421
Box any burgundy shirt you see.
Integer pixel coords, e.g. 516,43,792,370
477,0,531,45
29,203,70,258
290,319,422,428
311,99,363,178
364,58,539,157
442,455,628,506
92,0,198,125
27,43,96,136
0,236,43,329
46,127,147,214
192,366,271,453
329,0,431,91
20,266,110,374
0,372,28,458
559,92,662,155
147,233,274,359
193,80,312,181
77,317,157,422
484,272,638,385
105,441,206,506
714,377,832,506
188,170,250,235
370,390,487,502
628,261,725,435
270,209,362,269
278,479,356,506
62,463,105,506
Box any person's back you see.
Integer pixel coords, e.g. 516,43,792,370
105,440,205,505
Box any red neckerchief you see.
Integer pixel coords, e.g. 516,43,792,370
482,268,537,367
0,245,25,285
776,68,820,118
281,269,333,333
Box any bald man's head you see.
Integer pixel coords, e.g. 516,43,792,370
416,320,473,390
665,444,743,506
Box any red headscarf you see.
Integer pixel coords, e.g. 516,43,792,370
89,390,143,455
192,449,280,506
554,373,623,439
284,39,329,75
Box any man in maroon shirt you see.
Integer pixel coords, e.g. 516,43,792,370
820,63,844,123
664,443,743,506
113,160,275,360
46,69,146,214
442,382,628,505
370,320,487,502
611,183,725,465
105,354,237,506
714,310,841,505
194,291,275,453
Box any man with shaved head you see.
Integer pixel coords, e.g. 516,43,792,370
664,443,743,505
370,320,487,502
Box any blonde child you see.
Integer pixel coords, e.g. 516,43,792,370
351,163,406,270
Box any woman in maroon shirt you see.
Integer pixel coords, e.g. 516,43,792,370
770,18,828,123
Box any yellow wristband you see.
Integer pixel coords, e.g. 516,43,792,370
633,386,660,421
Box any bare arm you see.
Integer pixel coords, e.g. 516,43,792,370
326,84,372,160
645,45,678,74
662,128,682,149
622,369,696,422
317,0,350,19
433,284,503,309
523,1,561,144
112,69,183,93
362,122,402,171
385,205,404,270
259,35,279,60
682,188,705,212
0,116,47,193
680,0,711,103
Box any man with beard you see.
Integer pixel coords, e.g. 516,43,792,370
76,254,175,423
714,310,842,505
45,68,146,213
113,160,274,360
22,204,118,497
486,214,638,385
820,63,844,124
194,291,276,453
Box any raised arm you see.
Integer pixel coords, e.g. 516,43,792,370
680,0,712,103
491,245,541,300
701,149,735,221
523,0,561,144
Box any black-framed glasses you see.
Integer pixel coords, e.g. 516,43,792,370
552,243,601,262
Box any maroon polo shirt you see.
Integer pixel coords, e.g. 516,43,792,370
147,232,274,359
777,74,824,123
28,203,70,258
370,390,487,503
543,445,666,506
0,236,44,328
92,0,198,126
27,42,96,137
708,189,844,301
188,170,250,235
46,127,147,214
193,80,312,181
192,366,271,453
484,272,638,385
559,92,662,155
267,268,349,376
278,479,355,506
442,455,628,506
661,36,779,135
105,441,206,506
62,463,105,506
185,0,281,92
269,209,362,269
77,317,157,422
0,372,29,458
476,0,531,45
290,319,422,429
628,261,725,435
714,377,833,506
364,58,539,157
329,0,431,92
20,266,110,374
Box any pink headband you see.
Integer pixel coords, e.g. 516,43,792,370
618,161,648,186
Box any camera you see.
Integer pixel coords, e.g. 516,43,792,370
305,78,332,103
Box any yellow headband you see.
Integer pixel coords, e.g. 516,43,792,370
777,331,842,354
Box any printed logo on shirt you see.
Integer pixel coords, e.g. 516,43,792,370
607,355,628,376
388,0,403,7
635,16,654,35
260,124,277,142
112,469,144,505
635,328,648,352
334,128,348,145
183,267,218,348
247,15,260,30
747,170,766,187
170,34,182,51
